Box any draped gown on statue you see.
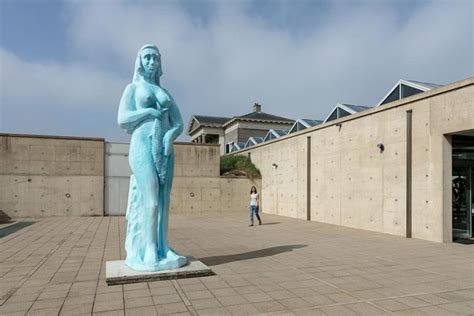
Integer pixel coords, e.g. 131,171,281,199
118,80,187,271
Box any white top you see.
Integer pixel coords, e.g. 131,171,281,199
250,193,259,206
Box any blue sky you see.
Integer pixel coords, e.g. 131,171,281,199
1,0,473,142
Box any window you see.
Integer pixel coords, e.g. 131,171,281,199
337,108,351,119
381,85,400,105
326,110,338,122
401,84,422,98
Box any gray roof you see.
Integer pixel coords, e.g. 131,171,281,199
273,129,288,136
237,111,294,122
299,119,323,126
340,104,372,112
188,110,294,135
194,115,230,125
404,80,442,90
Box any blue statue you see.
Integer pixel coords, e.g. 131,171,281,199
118,44,187,271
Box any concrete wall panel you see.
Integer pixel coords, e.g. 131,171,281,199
0,134,105,217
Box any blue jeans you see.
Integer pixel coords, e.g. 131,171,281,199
250,205,261,225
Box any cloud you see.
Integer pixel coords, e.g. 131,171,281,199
65,0,472,115
1,0,472,141
0,48,128,139
1,49,126,109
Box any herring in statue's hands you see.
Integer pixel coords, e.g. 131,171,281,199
117,44,187,271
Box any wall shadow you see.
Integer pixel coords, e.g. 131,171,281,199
260,222,280,226
200,244,307,266
0,221,35,238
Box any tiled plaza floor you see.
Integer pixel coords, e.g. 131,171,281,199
0,214,473,315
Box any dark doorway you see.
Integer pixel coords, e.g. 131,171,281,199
452,133,474,240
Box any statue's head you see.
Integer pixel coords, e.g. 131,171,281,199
133,44,162,84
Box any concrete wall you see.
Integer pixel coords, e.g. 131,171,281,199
104,142,260,216
0,134,105,217
172,143,260,215
411,83,474,242
0,137,259,217
232,77,474,243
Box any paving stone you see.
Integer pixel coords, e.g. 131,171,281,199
124,306,157,316
279,297,314,310
125,296,154,309
319,304,359,316
27,307,62,315
152,293,183,304
252,300,287,313
95,292,123,302
242,292,273,303
438,301,474,314
224,303,259,315
93,299,124,313
154,302,188,314
216,295,248,306
6,293,40,303
395,296,432,308
30,298,65,310
124,289,151,299
210,287,239,297
149,286,177,296
294,308,327,316
37,290,69,300
0,301,35,313
180,283,208,292
301,294,334,306
233,285,261,295
92,310,125,316
190,297,222,310
197,307,231,315
184,290,214,300
372,299,411,312
267,289,297,300
345,302,390,315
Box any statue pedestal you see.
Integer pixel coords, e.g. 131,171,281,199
106,257,214,285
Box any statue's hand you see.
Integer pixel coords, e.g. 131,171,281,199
164,134,173,156
146,108,166,120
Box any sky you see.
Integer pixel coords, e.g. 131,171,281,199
0,0,473,142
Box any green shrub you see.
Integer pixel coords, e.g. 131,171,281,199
220,155,261,178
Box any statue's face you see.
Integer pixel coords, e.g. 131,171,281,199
141,48,160,74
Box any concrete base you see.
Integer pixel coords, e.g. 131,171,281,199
106,257,214,285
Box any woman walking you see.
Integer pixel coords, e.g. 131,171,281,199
249,186,262,226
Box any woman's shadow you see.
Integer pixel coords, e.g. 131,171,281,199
199,244,307,266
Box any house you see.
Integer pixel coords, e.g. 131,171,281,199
187,103,294,154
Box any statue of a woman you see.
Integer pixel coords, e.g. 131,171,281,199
118,44,187,271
